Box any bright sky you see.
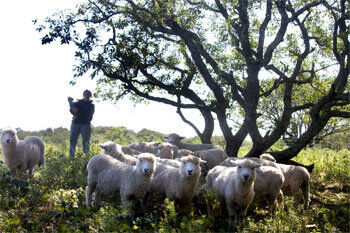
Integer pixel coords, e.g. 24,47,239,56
0,0,220,137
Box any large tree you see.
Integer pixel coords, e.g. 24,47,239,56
36,0,349,161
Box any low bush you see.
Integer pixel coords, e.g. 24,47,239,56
0,128,349,232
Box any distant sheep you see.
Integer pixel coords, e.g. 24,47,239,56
260,153,276,162
195,149,228,170
99,141,137,165
86,153,156,214
121,146,142,156
219,157,240,167
156,158,181,168
144,155,206,211
259,154,311,208
205,159,260,226
0,128,45,178
177,148,227,174
177,149,192,157
128,141,177,159
165,133,221,152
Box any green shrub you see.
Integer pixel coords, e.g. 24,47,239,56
0,127,349,232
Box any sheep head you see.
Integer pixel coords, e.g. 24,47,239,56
99,141,122,155
236,159,261,183
177,155,206,177
165,133,185,144
0,128,18,145
136,153,156,175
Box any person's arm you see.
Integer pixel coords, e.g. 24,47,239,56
68,97,78,114
88,104,95,122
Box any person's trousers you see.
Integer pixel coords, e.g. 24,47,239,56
69,123,91,157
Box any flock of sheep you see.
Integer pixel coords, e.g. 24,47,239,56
0,128,311,227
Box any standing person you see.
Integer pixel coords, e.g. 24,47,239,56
68,89,95,158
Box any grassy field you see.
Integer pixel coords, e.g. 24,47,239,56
0,137,349,232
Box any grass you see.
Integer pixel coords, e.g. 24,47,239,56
0,143,349,232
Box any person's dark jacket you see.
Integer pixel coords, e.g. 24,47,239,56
71,99,95,124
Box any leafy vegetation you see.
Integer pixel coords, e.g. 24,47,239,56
0,127,349,232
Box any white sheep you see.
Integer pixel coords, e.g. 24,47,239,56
177,149,192,157
277,163,311,208
219,157,279,169
255,166,285,212
219,158,284,212
156,158,181,168
205,159,260,226
86,152,156,214
0,128,45,178
195,149,228,170
144,155,206,211
177,148,227,174
259,153,311,208
165,133,221,152
219,157,240,167
121,146,142,156
260,153,276,162
128,141,177,159
99,141,137,165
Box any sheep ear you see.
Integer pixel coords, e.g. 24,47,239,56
99,144,106,149
230,160,238,166
199,158,207,164
179,136,185,141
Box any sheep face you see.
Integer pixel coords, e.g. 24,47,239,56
165,133,185,144
236,159,260,183
177,155,206,177
1,129,17,145
137,153,156,175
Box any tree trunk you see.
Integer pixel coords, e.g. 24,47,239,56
176,107,214,143
199,109,215,143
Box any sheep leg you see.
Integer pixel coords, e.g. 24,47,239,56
93,188,101,208
302,181,310,208
276,190,285,210
141,192,151,212
277,190,284,204
291,186,301,206
226,199,237,227
27,167,34,177
206,199,220,218
238,205,248,225
121,194,133,217
86,184,95,207
206,199,214,217
15,165,25,179
9,168,16,180
267,195,277,213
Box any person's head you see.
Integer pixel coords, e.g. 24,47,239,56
83,89,92,101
